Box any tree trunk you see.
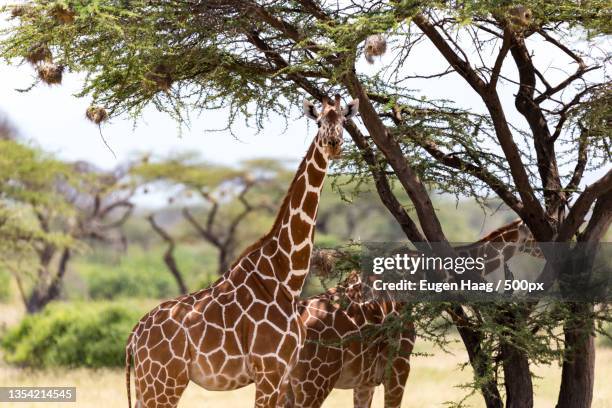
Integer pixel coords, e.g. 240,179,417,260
497,304,534,408
217,245,235,275
148,215,188,294
451,306,503,408
502,342,534,408
162,247,188,294
25,248,71,314
556,303,595,408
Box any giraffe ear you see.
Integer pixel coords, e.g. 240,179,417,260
303,100,319,121
343,99,359,119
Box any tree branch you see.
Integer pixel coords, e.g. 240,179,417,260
558,168,612,241
413,13,552,240
147,214,188,294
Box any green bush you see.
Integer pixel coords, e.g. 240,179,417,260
84,265,176,300
1,302,144,368
599,323,612,348
75,248,178,300
72,245,219,300
0,269,11,302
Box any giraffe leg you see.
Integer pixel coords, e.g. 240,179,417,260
290,374,336,408
132,330,191,408
382,328,415,408
251,355,292,408
382,358,410,408
289,347,343,408
278,378,294,408
133,358,190,408
353,385,375,408
253,371,285,407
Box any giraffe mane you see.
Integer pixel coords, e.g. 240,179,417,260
470,218,522,244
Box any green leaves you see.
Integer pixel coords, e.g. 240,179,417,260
1,301,146,367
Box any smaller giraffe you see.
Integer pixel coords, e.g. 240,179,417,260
285,271,414,408
285,220,542,408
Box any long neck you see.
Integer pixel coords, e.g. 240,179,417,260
231,137,330,298
456,221,527,276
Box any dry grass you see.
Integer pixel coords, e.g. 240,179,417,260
0,340,610,407
1,301,610,407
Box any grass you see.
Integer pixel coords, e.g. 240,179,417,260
0,334,611,407
1,301,610,407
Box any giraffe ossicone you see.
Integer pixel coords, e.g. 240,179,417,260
125,95,359,408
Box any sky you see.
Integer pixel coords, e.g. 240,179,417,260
0,64,314,168
0,6,608,190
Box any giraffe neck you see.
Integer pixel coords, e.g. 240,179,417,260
456,220,526,276
230,138,330,299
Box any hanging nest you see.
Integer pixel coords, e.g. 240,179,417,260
144,63,173,92
25,43,52,65
37,62,64,85
364,34,387,64
85,105,115,157
310,249,340,277
85,106,109,124
243,173,256,186
505,6,533,32
10,4,34,18
50,4,75,24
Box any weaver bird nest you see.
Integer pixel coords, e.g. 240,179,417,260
144,64,173,92
505,6,533,32
10,4,34,18
50,4,75,24
364,34,387,64
37,62,64,85
86,106,109,124
310,249,340,277
25,44,51,65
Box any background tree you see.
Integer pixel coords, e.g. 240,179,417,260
1,1,610,406
0,121,135,313
133,157,287,286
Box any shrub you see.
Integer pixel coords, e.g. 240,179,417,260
84,265,176,300
72,245,219,300
1,302,145,368
75,249,178,300
0,269,11,302
599,323,612,348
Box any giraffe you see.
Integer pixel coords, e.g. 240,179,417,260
124,95,359,408
285,219,542,408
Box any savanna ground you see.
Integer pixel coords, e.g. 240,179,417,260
1,302,611,408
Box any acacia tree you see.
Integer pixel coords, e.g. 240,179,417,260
1,1,610,406
134,157,285,284
0,124,134,313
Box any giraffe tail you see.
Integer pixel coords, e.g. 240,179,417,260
125,333,133,408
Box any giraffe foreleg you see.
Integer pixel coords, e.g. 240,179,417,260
251,355,292,408
353,385,375,408
288,344,343,408
382,326,415,408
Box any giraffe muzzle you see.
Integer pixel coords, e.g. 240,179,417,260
325,138,343,158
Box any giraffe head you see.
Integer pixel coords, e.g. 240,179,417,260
303,94,359,158
516,220,543,258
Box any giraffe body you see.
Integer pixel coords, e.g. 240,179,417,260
286,220,541,408
125,95,359,408
286,272,414,408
